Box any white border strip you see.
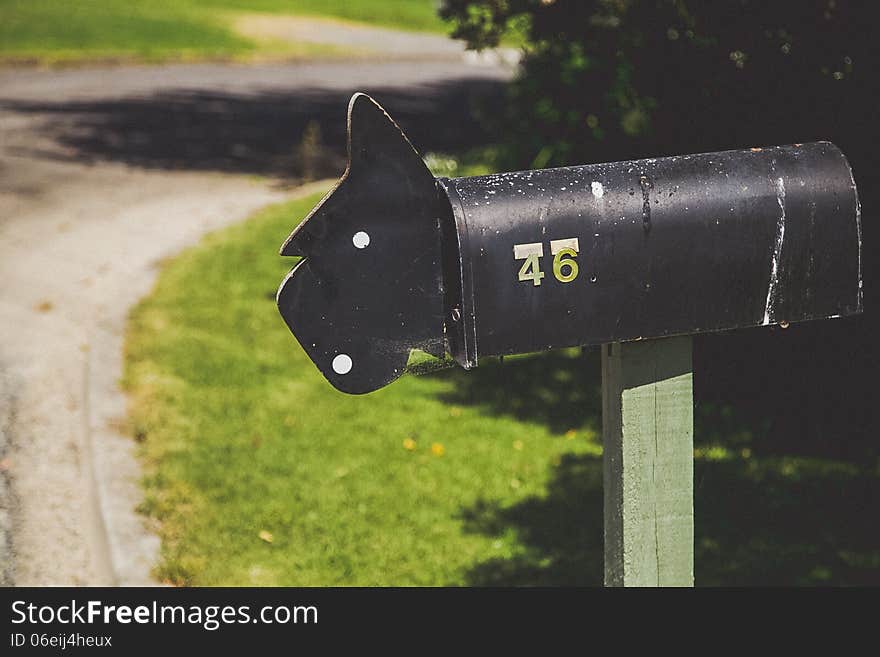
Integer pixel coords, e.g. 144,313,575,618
550,238,579,254
513,242,544,259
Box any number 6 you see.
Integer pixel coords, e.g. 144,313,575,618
551,239,579,283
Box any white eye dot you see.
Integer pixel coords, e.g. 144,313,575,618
332,353,353,375
352,231,370,249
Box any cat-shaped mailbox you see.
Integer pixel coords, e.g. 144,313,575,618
277,93,861,394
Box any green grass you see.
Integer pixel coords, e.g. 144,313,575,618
0,0,448,64
0,1,248,63
124,187,880,585
192,0,448,33
123,191,602,586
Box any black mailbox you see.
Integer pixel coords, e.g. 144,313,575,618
277,94,862,394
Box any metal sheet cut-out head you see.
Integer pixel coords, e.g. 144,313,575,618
276,93,446,394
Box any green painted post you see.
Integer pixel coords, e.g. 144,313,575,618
601,336,694,587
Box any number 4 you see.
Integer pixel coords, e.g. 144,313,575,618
514,243,545,286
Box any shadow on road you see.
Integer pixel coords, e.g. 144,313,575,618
0,77,506,180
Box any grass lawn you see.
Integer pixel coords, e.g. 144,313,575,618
192,0,447,33
0,0,449,65
124,187,880,586
123,190,604,586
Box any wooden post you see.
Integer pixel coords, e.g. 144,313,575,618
602,336,694,586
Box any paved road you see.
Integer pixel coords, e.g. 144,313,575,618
0,57,511,585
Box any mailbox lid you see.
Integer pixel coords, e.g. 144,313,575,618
440,142,861,367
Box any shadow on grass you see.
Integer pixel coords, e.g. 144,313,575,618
458,450,880,586
461,452,605,586
423,347,880,585
430,348,602,436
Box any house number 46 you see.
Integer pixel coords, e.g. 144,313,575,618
514,238,580,286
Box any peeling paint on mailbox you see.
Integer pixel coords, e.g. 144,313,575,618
277,93,862,394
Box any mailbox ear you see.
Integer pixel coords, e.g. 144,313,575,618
280,93,434,257
348,91,434,175
276,93,447,394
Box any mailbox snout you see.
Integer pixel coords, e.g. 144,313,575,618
277,94,862,394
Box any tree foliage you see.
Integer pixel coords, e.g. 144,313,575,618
441,0,871,169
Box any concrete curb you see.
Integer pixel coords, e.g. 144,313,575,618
0,367,17,586
86,325,159,586
82,179,336,586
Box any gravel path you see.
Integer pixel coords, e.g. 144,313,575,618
0,57,511,585
0,155,301,585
